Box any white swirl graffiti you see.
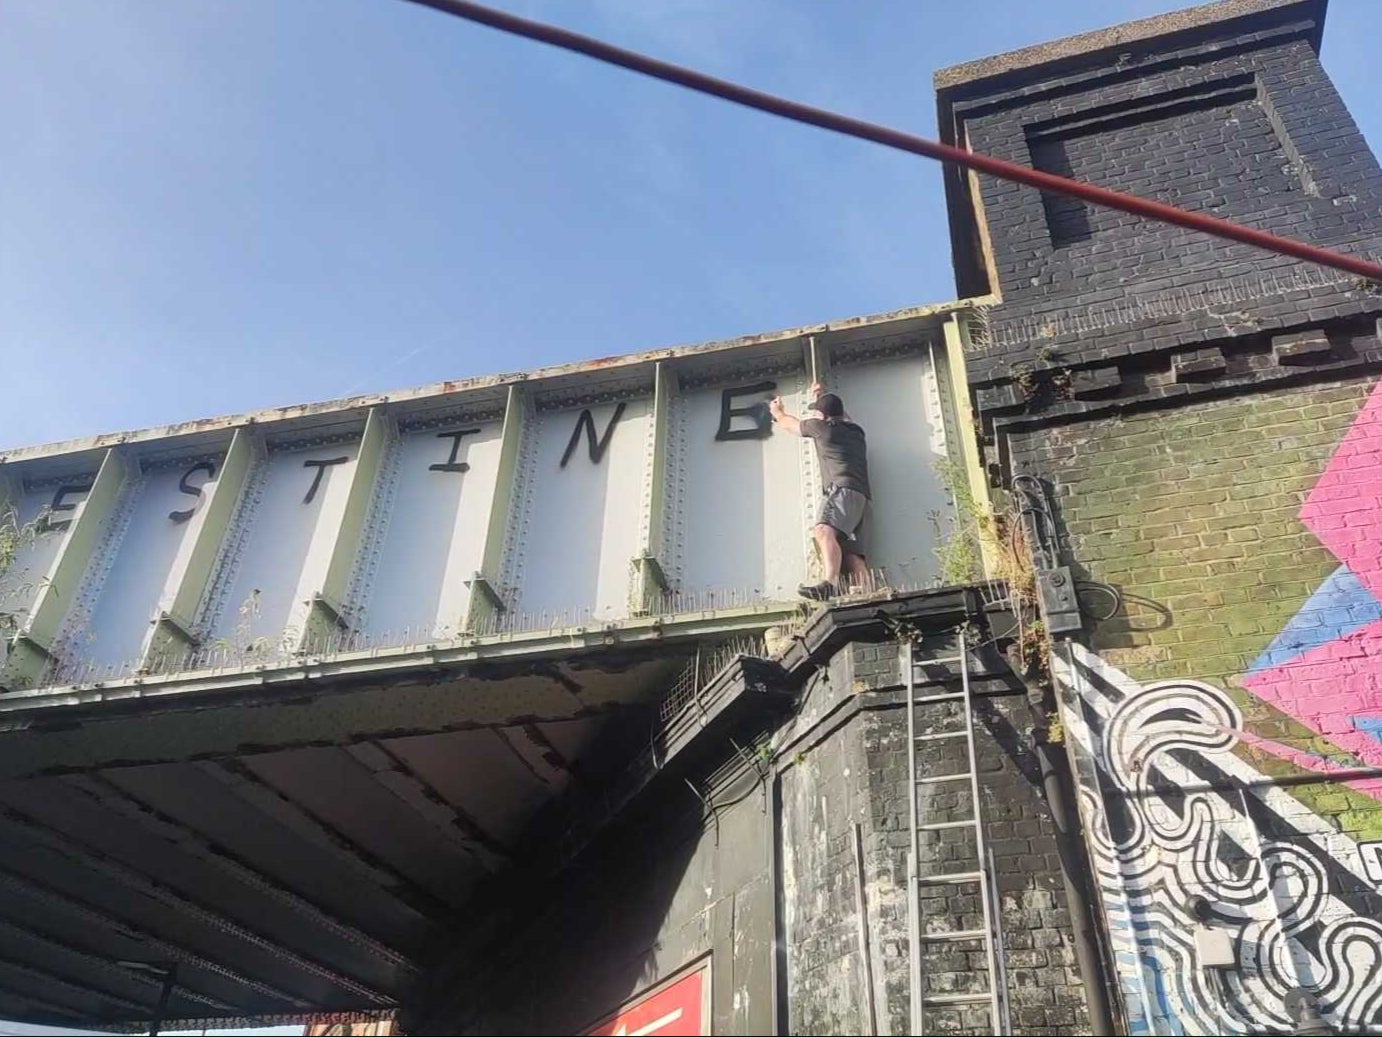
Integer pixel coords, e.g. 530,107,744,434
1054,645,1382,1035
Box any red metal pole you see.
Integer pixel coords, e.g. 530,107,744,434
405,0,1382,283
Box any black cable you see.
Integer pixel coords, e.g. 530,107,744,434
1075,580,1122,622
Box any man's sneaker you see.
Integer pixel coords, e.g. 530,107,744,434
798,580,835,601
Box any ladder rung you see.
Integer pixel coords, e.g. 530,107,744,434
911,692,966,705
916,870,985,884
922,992,994,1007
914,655,966,667
918,818,978,831
915,772,972,785
919,928,990,943
914,730,968,742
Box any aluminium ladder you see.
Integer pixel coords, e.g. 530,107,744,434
903,636,1006,1036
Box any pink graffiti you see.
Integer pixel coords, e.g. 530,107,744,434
1297,381,1382,601
1242,379,1382,797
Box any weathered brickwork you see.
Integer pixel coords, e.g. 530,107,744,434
946,4,1382,1032
1023,381,1365,679
1017,378,1382,827
782,643,1091,1036
940,2,1382,382
1013,376,1382,1033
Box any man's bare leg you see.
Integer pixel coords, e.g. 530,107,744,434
813,523,843,581
799,524,844,600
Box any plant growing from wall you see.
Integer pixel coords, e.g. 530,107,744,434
0,503,56,689
0,504,53,633
0,505,29,636
205,588,278,666
931,461,1049,677
1010,347,1075,405
931,460,1035,592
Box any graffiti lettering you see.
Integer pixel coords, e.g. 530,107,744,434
169,461,218,523
715,381,777,441
560,403,626,469
37,481,94,534
430,428,481,474
302,457,349,504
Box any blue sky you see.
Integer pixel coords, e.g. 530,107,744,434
3,0,1379,448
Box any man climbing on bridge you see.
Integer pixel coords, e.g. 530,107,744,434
769,383,873,601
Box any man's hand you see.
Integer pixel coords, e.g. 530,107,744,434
769,396,802,435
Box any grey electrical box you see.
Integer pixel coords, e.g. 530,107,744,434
1194,926,1236,969
1036,565,1084,635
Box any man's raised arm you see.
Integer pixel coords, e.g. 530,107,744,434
769,396,803,436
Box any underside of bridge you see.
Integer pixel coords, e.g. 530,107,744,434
0,621,710,1031
0,584,999,1033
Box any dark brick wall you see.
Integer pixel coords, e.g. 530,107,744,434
945,8,1382,384
412,634,1091,1036
932,6,1382,1033
407,746,776,1036
781,641,1090,1036
1025,78,1297,252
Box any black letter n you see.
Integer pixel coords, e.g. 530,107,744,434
560,403,626,469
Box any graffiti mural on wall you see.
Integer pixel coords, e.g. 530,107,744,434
1240,378,1382,795
1054,645,1382,1035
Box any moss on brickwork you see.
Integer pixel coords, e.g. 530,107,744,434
1033,377,1382,836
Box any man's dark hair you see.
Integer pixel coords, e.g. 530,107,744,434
813,393,844,418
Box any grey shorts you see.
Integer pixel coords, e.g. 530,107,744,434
816,485,873,558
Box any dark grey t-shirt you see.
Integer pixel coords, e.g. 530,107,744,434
801,417,871,499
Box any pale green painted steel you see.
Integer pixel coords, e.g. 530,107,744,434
301,406,391,651
632,361,675,614
941,312,998,573
647,361,674,563
142,427,256,668
9,448,127,686
0,299,984,692
0,599,802,722
463,384,528,632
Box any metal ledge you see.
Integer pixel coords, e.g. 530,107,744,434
0,602,805,723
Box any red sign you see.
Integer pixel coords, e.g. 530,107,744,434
582,961,708,1037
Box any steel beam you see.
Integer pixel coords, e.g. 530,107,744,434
8,447,127,686
0,980,98,1027
631,360,674,614
462,383,527,632
143,427,255,670
0,861,299,1010
70,772,417,972
0,913,233,1016
301,407,391,653
207,759,458,921
347,741,511,870
0,595,798,723
0,955,151,1018
0,805,389,1005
